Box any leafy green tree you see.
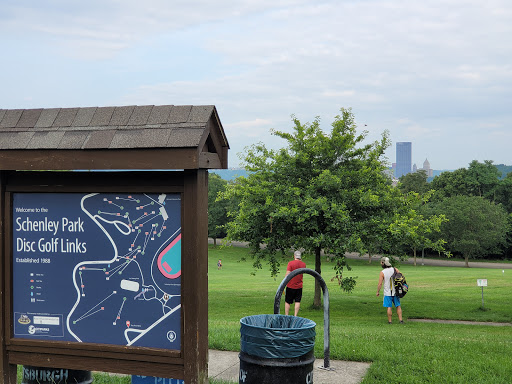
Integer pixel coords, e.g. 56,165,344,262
389,191,448,266
398,170,429,195
466,160,501,200
356,183,405,264
495,171,512,213
495,164,512,179
433,195,509,267
431,168,469,201
222,108,398,304
208,173,229,245
431,160,501,202
506,214,512,259
357,217,392,264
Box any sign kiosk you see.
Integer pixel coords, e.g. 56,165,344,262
0,105,229,383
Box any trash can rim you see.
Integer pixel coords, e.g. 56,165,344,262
240,314,316,330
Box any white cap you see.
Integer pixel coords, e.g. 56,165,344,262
381,256,391,267
294,250,302,259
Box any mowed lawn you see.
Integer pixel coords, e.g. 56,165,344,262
27,245,511,383
208,245,512,384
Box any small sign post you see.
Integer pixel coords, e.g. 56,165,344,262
477,279,488,309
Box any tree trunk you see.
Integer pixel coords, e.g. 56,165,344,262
313,246,322,308
368,252,372,264
465,255,469,268
413,247,417,266
213,237,217,246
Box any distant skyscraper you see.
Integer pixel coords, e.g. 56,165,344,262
396,142,412,178
421,158,434,177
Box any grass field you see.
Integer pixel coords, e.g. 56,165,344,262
208,245,512,384
18,245,511,383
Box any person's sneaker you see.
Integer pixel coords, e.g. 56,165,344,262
388,321,392,324
400,320,404,324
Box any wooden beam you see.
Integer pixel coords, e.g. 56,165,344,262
182,170,209,384
6,343,182,363
8,351,184,379
0,172,17,383
5,171,185,191
0,148,201,170
199,152,222,169
206,119,228,168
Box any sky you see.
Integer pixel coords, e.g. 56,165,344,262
1,0,511,171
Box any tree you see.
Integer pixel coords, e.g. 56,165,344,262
431,168,470,201
494,173,512,258
208,173,229,245
433,195,509,267
466,160,500,201
398,170,429,195
431,160,501,202
222,108,398,305
496,172,512,213
495,164,512,179
356,182,405,264
389,191,448,266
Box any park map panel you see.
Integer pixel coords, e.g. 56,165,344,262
12,192,182,350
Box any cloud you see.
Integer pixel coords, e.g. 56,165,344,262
1,0,311,59
224,118,274,139
321,90,356,98
224,118,272,129
394,118,442,139
1,0,512,169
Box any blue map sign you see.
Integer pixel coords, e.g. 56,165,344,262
132,375,184,384
13,193,181,350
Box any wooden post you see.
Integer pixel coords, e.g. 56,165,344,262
0,171,17,383
182,170,209,384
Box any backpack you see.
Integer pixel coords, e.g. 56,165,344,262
391,268,408,298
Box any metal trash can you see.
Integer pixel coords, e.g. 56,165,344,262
21,366,93,384
239,314,316,384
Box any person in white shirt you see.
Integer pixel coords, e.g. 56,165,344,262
376,256,404,324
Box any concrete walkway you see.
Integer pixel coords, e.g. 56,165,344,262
208,349,371,384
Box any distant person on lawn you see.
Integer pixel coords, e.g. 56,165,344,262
285,250,306,316
376,256,404,324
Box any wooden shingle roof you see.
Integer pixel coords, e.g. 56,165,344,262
0,105,229,170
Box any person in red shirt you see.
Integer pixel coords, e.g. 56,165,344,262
285,250,306,316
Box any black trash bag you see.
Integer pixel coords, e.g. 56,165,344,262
240,314,316,359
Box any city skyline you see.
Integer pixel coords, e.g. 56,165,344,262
1,1,511,171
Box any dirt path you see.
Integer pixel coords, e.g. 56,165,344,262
407,319,512,326
211,240,512,269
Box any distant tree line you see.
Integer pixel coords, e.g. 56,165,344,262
398,160,511,266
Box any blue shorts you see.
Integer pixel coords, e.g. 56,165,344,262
383,296,401,308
